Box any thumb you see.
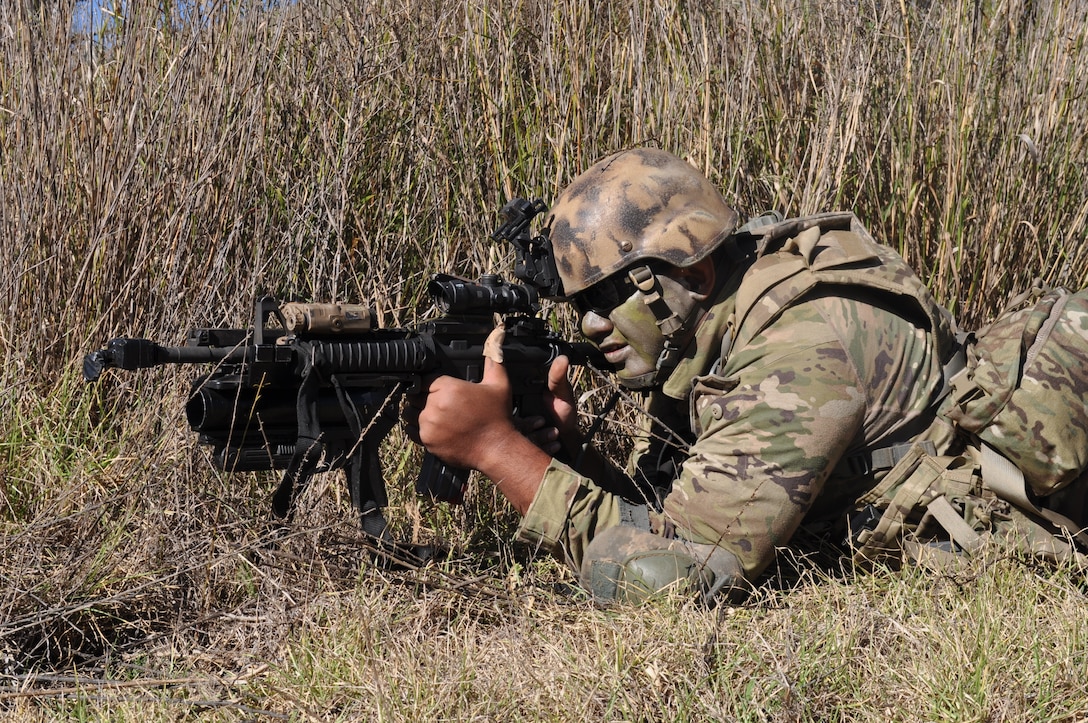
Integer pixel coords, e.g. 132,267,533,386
481,352,511,389
481,323,511,392
548,355,571,391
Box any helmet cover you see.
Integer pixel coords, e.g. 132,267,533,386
546,148,739,297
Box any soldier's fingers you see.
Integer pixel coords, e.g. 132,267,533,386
523,424,560,454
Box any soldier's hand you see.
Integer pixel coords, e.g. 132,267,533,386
512,355,578,456
406,355,517,471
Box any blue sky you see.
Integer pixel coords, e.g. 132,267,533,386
70,1,292,36
71,1,106,34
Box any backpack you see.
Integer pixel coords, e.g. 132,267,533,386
946,283,1088,497
849,283,1088,568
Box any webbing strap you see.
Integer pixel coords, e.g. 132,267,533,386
1025,289,1072,367
925,495,984,553
851,445,951,563
870,441,936,473
980,444,1088,547
842,440,936,477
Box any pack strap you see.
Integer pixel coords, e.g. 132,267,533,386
1025,288,1072,367
980,443,1088,548
851,444,957,563
923,495,984,553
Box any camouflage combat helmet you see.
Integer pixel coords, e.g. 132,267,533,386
545,148,740,297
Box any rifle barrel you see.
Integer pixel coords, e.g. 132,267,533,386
83,338,248,380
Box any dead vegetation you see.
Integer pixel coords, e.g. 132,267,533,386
2,0,1087,719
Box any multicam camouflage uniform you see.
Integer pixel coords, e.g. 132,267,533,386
515,161,961,585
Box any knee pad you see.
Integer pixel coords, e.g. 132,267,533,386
579,526,744,605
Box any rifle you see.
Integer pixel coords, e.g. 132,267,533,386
83,199,599,542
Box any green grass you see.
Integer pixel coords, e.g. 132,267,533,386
3,0,1088,719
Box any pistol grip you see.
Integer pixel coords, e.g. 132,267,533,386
416,452,469,504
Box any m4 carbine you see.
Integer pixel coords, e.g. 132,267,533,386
83,199,599,542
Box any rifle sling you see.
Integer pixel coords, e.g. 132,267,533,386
272,370,324,519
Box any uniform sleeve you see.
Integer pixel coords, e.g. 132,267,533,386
661,301,866,580
516,458,623,566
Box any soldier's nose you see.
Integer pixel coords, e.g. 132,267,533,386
579,310,613,340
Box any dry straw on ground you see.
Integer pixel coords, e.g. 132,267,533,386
2,0,1087,719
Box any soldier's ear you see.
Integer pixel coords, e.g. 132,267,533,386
670,257,717,299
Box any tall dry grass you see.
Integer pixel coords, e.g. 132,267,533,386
2,0,1088,719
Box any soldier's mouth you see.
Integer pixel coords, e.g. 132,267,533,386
600,342,627,364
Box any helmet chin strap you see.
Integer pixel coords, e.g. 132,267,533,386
622,265,703,390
